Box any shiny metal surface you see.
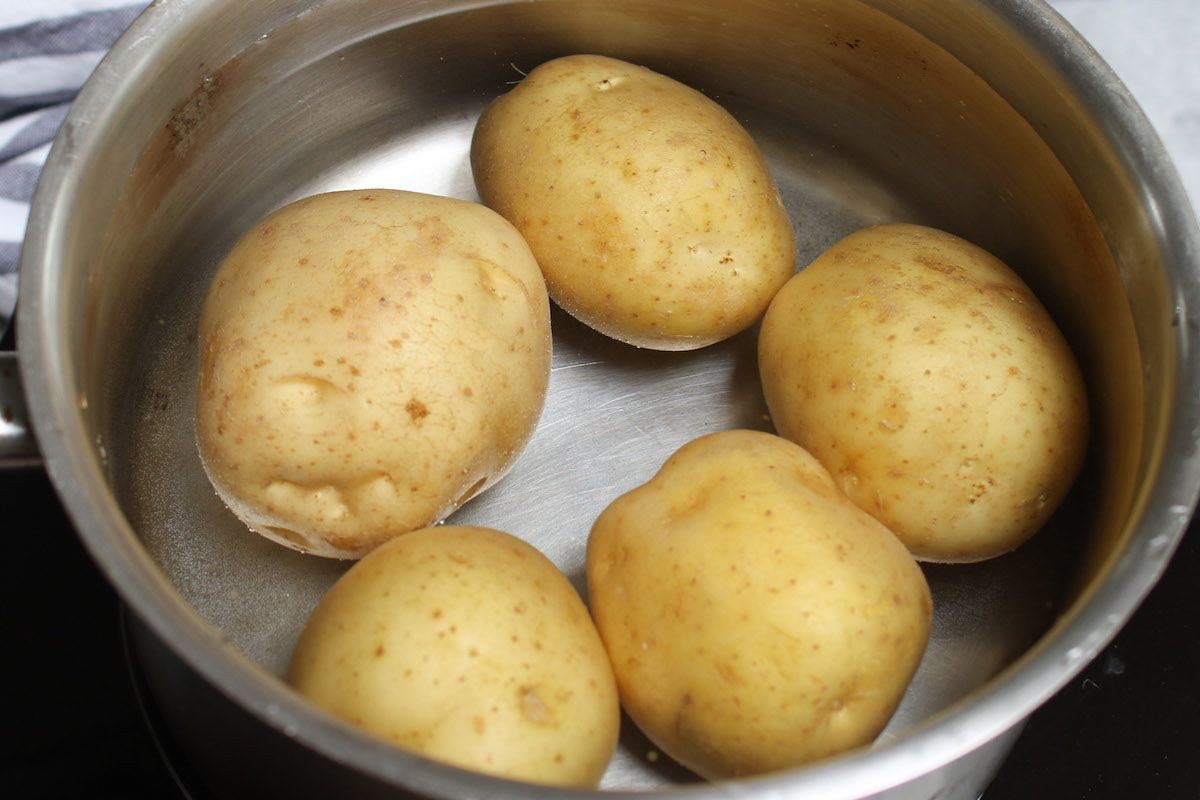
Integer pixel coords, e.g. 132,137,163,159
16,0,1200,799
0,351,39,466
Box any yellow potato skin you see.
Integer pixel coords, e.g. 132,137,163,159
587,430,931,779
288,526,620,787
196,190,551,558
471,54,796,350
759,223,1089,562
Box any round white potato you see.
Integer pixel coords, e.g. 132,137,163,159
587,430,932,779
288,525,620,787
759,223,1089,561
196,190,550,558
471,54,796,350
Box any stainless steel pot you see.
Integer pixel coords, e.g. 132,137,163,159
11,0,1200,798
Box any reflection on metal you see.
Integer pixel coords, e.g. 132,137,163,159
0,351,38,467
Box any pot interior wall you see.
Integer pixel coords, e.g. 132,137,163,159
72,0,1144,791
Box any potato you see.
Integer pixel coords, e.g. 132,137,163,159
759,223,1089,562
196,189,551,558
288,525,620,787
471,54,796,350
587,430,931,779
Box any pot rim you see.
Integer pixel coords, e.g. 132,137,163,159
17,0,1200,797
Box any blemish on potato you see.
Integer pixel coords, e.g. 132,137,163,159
405,398,430,422
519,687,550,723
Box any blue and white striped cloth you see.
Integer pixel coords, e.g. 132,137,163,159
0,0,146,337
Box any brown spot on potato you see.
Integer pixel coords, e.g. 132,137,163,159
405,399,429,422
913,255,960,276
716,660,745,686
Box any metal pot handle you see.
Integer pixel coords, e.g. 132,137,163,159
1,350,41,468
